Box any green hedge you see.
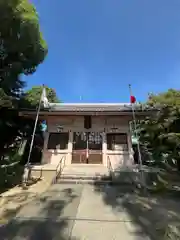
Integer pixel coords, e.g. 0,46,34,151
0,154,24,192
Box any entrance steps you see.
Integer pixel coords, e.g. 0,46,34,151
57,164,112,184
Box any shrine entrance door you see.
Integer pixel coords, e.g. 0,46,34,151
72,132,103,164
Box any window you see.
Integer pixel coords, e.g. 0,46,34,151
72,132,103,150
107,133,128,151
88,132,102,150
47,133,69,150
73,132,87,150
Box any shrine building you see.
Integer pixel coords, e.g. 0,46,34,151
20,103,152,170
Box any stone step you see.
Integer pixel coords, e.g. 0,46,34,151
60,174,111,181
61,171,109,176
63,163,108,169
60,165,110,183
62,165,109,176
57,178,135,188
57,178,112,185
58,164,111,184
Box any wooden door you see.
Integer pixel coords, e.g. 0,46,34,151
72,132,87,163
88,132,102,164
72,132,103,164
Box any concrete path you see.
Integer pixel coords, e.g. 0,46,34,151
0,179,51,223
0,183,150,240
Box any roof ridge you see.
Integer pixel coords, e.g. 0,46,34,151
49,103,131,106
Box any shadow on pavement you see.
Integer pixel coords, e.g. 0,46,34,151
0,186,80,240
93,168,180,239
0,191,37,220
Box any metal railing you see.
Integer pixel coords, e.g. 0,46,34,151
51,155,66,184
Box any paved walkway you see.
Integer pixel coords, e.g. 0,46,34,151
0,179,51,222
0,183,151,240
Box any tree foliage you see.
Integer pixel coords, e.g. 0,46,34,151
0,84,59,160
0,84,59,161
23,86,60,107
0,0,48,108
139,89,180,170
0,0,48,158
148,89,180,107
0,0,48,188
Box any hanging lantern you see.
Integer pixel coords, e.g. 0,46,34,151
57,125,63,132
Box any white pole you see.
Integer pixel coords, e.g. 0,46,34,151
129,84,145,190
86,132,89,163
23,86,44,185
26,97,42,166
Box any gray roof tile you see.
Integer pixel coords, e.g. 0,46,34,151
47,103,152,112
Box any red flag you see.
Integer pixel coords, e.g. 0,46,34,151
130,95,136,104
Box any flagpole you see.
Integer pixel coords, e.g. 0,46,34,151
86,133,89,164
128,84,145,191
23,85,44,185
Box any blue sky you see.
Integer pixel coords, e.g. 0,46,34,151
25,0,180,103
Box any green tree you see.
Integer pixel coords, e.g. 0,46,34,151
0,84,59,161
148,89,180,107
23,86,60,107
0,0,48,188
0,0,47,158
139,89,180,170
0,0,47,108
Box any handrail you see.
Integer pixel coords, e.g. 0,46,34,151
107,155,114,179
51,155,66,184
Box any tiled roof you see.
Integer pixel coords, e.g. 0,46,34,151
47,103,153,112
19,103,158,117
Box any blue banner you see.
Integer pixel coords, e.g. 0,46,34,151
40,120,47,132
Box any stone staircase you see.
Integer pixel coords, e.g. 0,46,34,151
28,162,162,188
57,164,112,184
